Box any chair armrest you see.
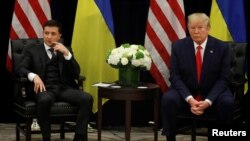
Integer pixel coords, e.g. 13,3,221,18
230,78,247,87
76,75,86,90
15,77,28,83
13,76,28,99
230,78,247,103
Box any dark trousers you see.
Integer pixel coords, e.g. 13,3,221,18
35,85,93,139
161,87,234,136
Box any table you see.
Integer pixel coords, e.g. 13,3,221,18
97,83,160,141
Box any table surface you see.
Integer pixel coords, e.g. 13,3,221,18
97,83,160,100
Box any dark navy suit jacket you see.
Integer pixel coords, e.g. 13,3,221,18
169,35,231,102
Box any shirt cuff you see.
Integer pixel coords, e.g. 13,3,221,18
185,95,193,103
28,73,37,82
64,52,72,60
205,99,212,106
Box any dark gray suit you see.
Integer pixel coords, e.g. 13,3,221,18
161,36,234,136
19,44,93,140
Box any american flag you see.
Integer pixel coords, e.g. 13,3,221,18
6,0,51,72
144,0,186,92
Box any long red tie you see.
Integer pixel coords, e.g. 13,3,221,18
196,46,202,82
195,46,202,101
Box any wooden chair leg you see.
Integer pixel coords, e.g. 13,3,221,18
16,122,20,141
26,119,32,141
191,119,196,141
60,118,65,139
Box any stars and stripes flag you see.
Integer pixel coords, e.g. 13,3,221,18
144,0,186,92
6,0,51,73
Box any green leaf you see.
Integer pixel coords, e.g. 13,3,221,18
138,45,145,50
122,43,130,48
135,51,144,59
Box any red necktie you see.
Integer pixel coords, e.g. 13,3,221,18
196,46,202,83
195,46,202,101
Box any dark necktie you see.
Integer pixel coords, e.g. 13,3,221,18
195,46,202,101
49,48,56,60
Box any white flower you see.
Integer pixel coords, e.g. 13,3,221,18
131,59,141,67
121,57,129,65
106,43,152,70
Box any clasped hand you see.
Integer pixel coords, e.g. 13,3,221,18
188,98,210,115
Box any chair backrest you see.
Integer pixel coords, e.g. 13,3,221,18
229,42,247,82
11,38,44,76
228,42,247,102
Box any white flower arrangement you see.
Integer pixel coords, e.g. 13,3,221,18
106,43,152,70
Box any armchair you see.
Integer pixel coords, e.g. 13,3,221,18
11,38,85,141
176,42,247,141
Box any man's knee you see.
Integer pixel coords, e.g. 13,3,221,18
162,90,179,106
79,92,93,107
37,94,53,106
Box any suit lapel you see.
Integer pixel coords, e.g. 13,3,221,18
37,45,47,78
200,37,215,83
186,38,197,84
38,44,47,63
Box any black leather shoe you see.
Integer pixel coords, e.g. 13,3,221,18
43,137,51,141
166,135,176,141
73,134,86,141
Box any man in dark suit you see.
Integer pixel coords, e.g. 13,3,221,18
161,13,234,141
19,20,93,141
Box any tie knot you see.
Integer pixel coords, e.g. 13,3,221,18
197,46,202,50
48,48,56,59
48,48,54,53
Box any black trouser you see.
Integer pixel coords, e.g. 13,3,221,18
35,85,93,139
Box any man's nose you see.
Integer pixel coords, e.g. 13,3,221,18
47,33,53,38
194,28,199,33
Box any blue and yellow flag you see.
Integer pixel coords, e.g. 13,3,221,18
210,0,246,42
210,0,247,93
71,0,118,112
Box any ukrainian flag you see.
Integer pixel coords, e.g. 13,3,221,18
209,0,247,94
71,0,118,112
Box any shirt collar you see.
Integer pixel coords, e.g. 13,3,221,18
44,43,52,51
193,37,208,49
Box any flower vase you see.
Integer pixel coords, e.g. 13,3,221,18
118,68,140,87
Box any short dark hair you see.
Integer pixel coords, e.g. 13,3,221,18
43,19,62,34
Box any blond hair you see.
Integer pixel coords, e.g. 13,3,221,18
188,13,210,28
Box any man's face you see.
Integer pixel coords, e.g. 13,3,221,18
43,26,61,47
188,20,209,45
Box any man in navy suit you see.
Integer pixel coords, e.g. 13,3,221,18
161,13,234,141
19,20,93,141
